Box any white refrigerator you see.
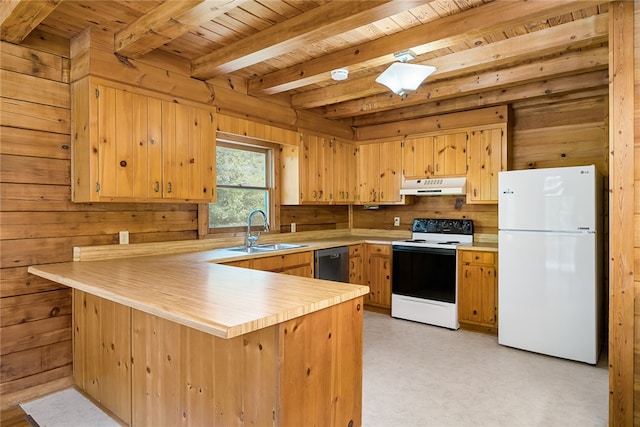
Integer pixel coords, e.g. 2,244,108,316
498,165,602,364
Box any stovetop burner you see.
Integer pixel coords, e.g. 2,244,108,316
392,218,474,249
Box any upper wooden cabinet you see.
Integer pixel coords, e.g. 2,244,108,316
402,131,467,179
466,125,509,204
402,135,434,178
333,138,357,203
280,133,356,205
300,133,333,203
356,140,402,204
72,77,216,203
434,132,467,177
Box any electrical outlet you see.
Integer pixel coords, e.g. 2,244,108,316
291,223,297,233
119,231,129,244
393,217,400,227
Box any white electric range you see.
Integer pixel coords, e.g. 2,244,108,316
391,218,474,329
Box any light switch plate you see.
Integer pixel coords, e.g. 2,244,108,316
119,231,129,244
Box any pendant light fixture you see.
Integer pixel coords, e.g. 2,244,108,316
375,50,436,97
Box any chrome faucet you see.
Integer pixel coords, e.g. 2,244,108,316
246,209,269,248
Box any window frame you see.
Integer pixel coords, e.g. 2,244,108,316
206,137,277,237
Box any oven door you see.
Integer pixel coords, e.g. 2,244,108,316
392,245,457,303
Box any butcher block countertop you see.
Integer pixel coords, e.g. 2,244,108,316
28,247,370,339
28,231,388,340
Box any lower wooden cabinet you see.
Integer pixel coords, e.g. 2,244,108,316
348,244,363,285
364,244,392,311
223,244,394,312
457,249,498,334
223,251,314,278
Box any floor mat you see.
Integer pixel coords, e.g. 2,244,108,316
20,388,120,427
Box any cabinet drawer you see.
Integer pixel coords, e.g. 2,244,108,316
367,244,391,256
222,259,252,268
349,244,363,257
250,251,313,272
460,250,495,265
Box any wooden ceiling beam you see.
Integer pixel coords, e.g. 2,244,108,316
291,13,608,109
248,0,602,96
325,46,608,119
115,0,248,59
352,70,609,132
0,0,63,44
190,0,426,79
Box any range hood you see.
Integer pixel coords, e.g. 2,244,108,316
400,177,466,196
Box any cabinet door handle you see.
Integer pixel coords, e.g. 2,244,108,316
120,160,127,167
154,181,160,192
313,191,317,198
380,191,384,199
167,182,172,194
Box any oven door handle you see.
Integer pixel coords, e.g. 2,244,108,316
392,245,455,256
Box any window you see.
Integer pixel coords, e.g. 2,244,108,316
209,141,272,230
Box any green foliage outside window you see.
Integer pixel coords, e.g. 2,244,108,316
209,144,270,228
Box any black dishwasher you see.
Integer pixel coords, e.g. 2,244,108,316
314,246,349,283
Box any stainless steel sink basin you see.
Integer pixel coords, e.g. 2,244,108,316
224,243,306,253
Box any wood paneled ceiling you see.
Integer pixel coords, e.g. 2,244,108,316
1,0,609,128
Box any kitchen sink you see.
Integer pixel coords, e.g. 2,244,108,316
224,243,306,253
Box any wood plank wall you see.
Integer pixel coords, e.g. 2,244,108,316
632,4,640,425
0,41,199,408
280,205,349,233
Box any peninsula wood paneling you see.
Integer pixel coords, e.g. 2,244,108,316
0,41,200,409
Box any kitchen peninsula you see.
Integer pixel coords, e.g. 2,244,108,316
28,248,369,426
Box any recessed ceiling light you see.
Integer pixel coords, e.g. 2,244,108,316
331,68,349,81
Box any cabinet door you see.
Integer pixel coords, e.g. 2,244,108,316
356,143,379,203
365,244,392,308
96,85,117,197
163,103,216,201
479,266,497,325
434,132,467,176
378,140,402,202
333,139,356,203
130,94,163,199
458,264,482,323
318,137,333,203
146,97,163,199
402,136,434,178
162,101,177,199
97,85,136,198
467,127,504,203
300,134,331,203
348,244,363,284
